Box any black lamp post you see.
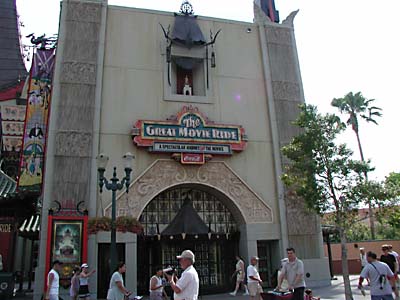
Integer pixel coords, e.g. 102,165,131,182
96,152,134,275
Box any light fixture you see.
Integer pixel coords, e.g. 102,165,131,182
166,45,172,63
96,153,133,276
96,153,109,171
182,233,186,240
211,51,216,68
122,152,134,171
246,28,252,33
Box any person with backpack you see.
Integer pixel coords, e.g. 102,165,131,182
358,251,395,300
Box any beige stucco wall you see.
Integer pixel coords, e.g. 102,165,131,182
98,6,278,225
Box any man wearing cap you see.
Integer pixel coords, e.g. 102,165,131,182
381,245,399,299
165,250,199,300
45,260,63,300
277,248,305,300
247,256,263,300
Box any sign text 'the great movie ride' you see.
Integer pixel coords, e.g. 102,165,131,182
132,106,247,164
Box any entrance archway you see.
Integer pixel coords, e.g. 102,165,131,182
137,186,240,295
105,159,274,294
109,159,273,224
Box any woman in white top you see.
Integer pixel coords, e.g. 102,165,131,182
230,256,249,296
107,262,131,300
78,263,96,300
149,267,167,300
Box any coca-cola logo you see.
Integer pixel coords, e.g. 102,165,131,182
181,153,204,164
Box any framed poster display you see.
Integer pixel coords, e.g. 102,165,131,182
45,216,88,289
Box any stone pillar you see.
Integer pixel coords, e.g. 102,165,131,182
34,1,107,299
88,234,98,299
125,234,138,295
255,4,330,287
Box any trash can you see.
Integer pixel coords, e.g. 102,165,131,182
0,273,15,299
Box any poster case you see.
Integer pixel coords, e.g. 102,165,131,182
45,216,88,289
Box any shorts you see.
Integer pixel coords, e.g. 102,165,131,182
149,292,163,300
371,295,393,300
236,272,245,282
248,282,263,296
78,285,90,298
49,294,58,300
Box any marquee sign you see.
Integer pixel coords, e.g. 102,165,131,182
132,106,247,164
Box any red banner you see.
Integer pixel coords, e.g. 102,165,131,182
18,49,55,192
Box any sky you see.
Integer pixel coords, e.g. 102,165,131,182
15,0,400,181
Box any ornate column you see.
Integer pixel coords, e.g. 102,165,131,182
34,1,107,299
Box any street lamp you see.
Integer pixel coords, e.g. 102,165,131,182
96,152,134,275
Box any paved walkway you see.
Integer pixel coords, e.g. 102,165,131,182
201,276,372,300
13,276,381,300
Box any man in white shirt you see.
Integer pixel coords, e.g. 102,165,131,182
45,260,63,300
247,256,263,300
166,250,199,300
358,251,395,300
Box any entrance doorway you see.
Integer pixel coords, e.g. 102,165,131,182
137,186,240,295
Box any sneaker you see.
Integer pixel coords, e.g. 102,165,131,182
243,292,249,296
229,292,237,296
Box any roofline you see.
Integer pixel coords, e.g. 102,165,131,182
108,4,257,27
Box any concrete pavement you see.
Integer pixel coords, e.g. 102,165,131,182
201,276,373,300
13,275,383,299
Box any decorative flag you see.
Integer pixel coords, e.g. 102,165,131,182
260,0,280,23
17,49,55,191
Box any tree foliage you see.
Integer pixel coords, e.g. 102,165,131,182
282,104,374,300
331,91,382,134
331,91,382,239
374,172,400,238
282,104,371,220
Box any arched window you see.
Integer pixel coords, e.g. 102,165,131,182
139,187,238,236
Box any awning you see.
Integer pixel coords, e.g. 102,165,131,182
0,169,16,197
18,215,40,240
161,198,211,236
172,15,206,47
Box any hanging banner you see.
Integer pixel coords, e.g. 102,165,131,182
18,49,55,191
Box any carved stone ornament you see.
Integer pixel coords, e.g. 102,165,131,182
105,159,273,224
282,10,299,27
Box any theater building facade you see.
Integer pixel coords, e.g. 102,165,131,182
34,0,330,298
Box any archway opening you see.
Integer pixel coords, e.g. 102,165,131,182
137,185,241,295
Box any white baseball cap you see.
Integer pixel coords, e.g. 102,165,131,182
81,263,89,268
177,250,195,263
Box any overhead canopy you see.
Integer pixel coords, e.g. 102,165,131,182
0,169,16,197
161,198,211,236
172,15,206,47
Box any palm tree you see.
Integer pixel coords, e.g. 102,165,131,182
331,91,382,239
